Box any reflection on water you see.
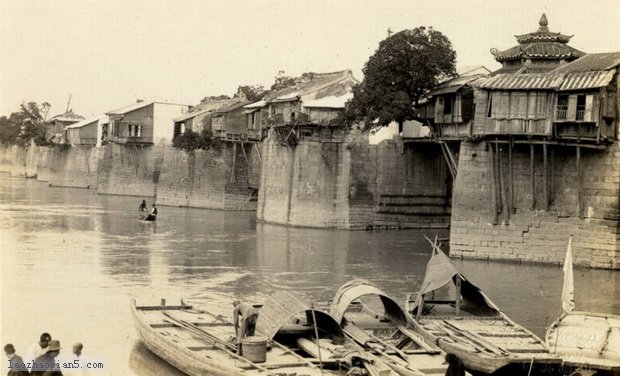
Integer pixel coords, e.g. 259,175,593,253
1,176,618,375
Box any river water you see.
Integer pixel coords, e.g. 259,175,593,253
0,175,618,375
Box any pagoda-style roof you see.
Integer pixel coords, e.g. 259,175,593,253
491,14,584,63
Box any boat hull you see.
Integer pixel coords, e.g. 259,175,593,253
546,311,620,373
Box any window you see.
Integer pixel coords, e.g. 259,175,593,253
443,95,452,114
128,124,142,137
556,95,569,120
486,93,493,118
291,111,296,122
576,95,586,121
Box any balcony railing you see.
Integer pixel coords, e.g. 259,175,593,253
556,108,568,120
576,109,585,121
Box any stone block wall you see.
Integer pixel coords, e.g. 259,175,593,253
156,142,258,210
450,141,620,269
96,143,160,198
257,129,452,229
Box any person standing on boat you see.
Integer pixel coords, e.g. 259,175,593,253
232,301,258,354
4,343,29,376
138,200,147,212
150,204,157,216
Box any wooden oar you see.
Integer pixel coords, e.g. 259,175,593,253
162,312,274,373
162,312,236,351
396,325,441,354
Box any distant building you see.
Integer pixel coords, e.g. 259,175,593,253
172,97,243,140
263,70,358,127
106,100,190,145
490,14,584,74
65,115,109,147
211,98,250,141
475,52,620,142
47,110,84,141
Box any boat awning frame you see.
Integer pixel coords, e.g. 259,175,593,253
329,279,408,326
256,290,344,340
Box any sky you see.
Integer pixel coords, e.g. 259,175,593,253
1,0,619,118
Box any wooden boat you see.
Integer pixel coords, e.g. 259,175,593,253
257,290,394,376
330,279,448,376
405,240,561,375
545,236,620,375
132,295,392,376
138,210,156,221
546,311,620,375
131,298,333,376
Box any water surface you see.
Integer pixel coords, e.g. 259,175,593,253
1,176,618,375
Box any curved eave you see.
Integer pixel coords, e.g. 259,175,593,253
515,33,573,44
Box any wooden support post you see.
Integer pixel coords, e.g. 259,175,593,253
489,143,498,225
530,144,536,210
543,143,549,211
455,277,462,316
230,142,237,184
497,143,509,225
576,146,583,218
254,142,262,161
550,147,555,207
508,138,514,214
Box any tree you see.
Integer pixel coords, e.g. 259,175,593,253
344,27,456,131
0,102,51,146
270,71,315,91
172,128,218,154
236,85,266,102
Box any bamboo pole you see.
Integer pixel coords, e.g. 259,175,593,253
230,142,237,183
455,276,462,316
497,143,509,224
508,138,514,215
310,306,324,376
543,143,549,211
530,144,536,210
489,143,498,225
550,147,555,207
576,146,583,218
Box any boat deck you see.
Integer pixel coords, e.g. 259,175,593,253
133,303,332,376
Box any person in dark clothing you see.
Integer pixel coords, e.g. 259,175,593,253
138,200,147,211
30,340,62,376
4,344,29,376
444,353,465,376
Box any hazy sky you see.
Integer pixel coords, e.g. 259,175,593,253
1,0,619,117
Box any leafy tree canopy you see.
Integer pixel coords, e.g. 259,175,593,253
270,71,315,91
0,102,51,146
344,27,456,130
172,128,218,154
235,85,266,102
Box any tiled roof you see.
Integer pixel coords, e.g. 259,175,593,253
430,74,487,95
49,110,84,122
557,70,616,91
552,52,620,73
479,70,615,91
493,42,584,62
173,98,242,122
214,99,250,114
478,73,564,90
107,101,189,115
65,115,108,129
303,92,353,109
265,70,358,102
492,14,584,63
243,100,267,109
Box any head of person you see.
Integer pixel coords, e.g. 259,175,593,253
46,340,61,358
39,333,52,348
4,343,15,359
445,353,458,364
72,342,83,356
232,300,240,308
142,200,146,203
